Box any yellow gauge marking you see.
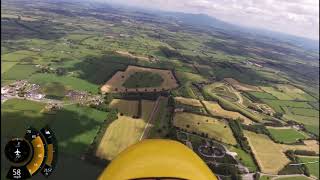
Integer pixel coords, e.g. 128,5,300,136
46,144,54,166
26,136,45,175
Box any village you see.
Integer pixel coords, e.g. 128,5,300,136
1,80,104,112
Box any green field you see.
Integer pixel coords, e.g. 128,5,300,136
260,99,313,113
248,92,277,100
1,62,17,74
71,57,128,84
123,71,164,88
29,73,99,93
282,107,319,135
2,64,37,80
259,175,276,180
261,85,317,102
228,146,258,172
298,156,319,179
261,86,294,100
176,71,207,84
267,127,308,143
1,50,38,62
275,176,313,180
172,82,197,98
148,97,171,138
289,108,319,117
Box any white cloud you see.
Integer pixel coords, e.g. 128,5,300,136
98,0,319,40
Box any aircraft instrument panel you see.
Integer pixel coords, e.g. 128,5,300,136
4,127,58,179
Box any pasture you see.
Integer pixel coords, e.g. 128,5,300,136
224,78,262,92
101,65,178,93
1,50,38,62
267,127,308,144
262,84,317,102
173,112,237,145
289,108,319,117
282,107,319,135
261,86,295,101
1,62,17,74
148,97,170,138
176,71,207,83
203,101,253,125
115,50,150,62
260,99,313,113
297,156,319,179
2,64,37,80
228,146,258,172
248,92,277,100
29,73,99,94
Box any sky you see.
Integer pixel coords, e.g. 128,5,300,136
97,0,319,40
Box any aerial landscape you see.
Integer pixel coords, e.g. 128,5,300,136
1,0,319,179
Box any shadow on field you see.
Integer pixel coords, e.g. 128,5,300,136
32,153,105,180
68,54,134,85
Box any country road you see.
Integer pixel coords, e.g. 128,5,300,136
1,95,76,106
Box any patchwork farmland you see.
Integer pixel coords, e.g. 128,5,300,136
1,1,319,179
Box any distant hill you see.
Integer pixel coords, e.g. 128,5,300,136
165,12,319,52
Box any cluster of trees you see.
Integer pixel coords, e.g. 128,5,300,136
175,103,206,114
242,124,269,136
86,109,118,158
109,91,169,101
262,117,284,127
229,120,251,153
208,164,241,180
160,46,183,59
279,150,310,176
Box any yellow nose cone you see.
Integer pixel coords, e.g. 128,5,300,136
98,139,217,180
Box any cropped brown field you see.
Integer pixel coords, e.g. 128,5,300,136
174,97,203,107
245,131,319,174
173,112,237,145
101,65,179,93
96,99,156,160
